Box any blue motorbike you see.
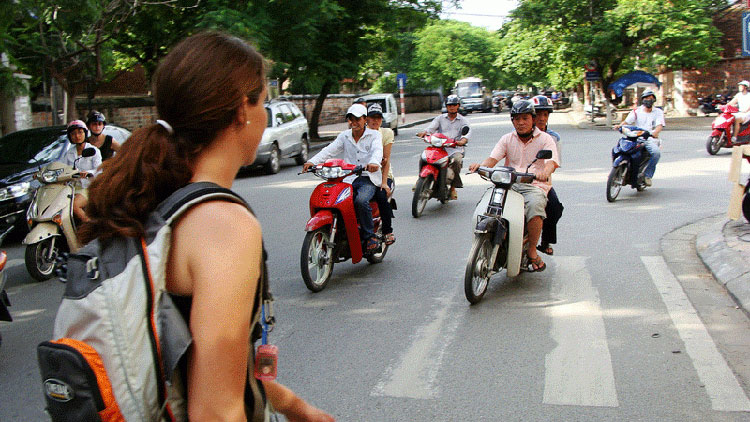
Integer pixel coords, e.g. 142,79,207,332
606,126,652,202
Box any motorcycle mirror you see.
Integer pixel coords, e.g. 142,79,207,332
536,150,552,160
82,148,97,158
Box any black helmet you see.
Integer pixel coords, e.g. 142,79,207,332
353,97,366,105
445,94,460,106
86,110,106,125
531,95,553,112
510,99,536,117
367,103,383,117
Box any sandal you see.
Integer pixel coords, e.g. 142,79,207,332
529,255,546,272
537,243,554,256
385,233,396,245
366,237,380,251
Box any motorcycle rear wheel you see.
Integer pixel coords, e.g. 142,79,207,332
706,134,723,155
412,175,434,218
743,190,750,224
366,225,389,264
464,234,493,305
25,238,58,281
606,164,626,202
300,228,334,292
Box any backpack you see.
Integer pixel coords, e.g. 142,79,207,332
37,182,271,422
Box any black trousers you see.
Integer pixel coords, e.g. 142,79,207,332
541,187,563,246
374,178,395,235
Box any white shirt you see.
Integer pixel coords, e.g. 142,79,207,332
734,91,750,113
424,113,472,155
60,142,102,188
309,128,383,186
623,105,666,134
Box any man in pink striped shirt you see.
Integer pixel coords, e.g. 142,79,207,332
469,100,559,272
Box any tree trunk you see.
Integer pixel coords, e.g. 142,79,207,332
65,85,77,123
310,79,333,139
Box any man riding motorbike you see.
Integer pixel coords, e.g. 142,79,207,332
417,94,471,200
614,89,664,186
530,95,563,256
86,110,120,161
60,120,102,223
468,100,560,272
303,104,383,251
727,80,750,143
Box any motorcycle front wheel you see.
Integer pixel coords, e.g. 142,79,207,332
606,164,626,203
412,175,434,218
464,233,493,305
706,134,723,155
300,228,335,292
743,189,750,224
25,238,58,281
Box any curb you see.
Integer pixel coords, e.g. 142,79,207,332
696,217,750,313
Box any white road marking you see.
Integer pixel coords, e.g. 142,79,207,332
5,258,24,269
642,256,750,412
544,256,619,407
372,291,460,399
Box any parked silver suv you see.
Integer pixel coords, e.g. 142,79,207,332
249,99,309,174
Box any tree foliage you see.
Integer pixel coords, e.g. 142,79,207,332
496,0,722,93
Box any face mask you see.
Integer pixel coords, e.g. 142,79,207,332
642,99,655,108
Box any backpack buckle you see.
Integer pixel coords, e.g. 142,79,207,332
86,257,99,280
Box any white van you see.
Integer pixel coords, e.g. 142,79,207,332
362,93,399,135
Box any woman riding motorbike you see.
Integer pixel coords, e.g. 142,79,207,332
60,120,102,223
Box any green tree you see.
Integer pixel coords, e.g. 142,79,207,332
496,0,722,95
411,20,501,92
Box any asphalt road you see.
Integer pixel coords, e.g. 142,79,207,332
2,112,749,421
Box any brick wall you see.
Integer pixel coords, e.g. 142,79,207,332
29,92,441,133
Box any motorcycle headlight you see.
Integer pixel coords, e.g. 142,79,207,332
431,137,445,147
41,170,60,184
0,181,31,201
490,170,512,185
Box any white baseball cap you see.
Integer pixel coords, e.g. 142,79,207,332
346,104,367,118
739,80,750,88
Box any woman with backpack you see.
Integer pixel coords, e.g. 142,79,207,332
79,32,334,422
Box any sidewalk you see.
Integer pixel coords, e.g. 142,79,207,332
566,109,715,131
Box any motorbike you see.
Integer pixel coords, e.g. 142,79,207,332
412,126,470,218
465,150,553,304
706,104,750,155
606,126,653,202
0,226,13,348
698,93,729,115
300,159,389,292
23,148,96,281
492,96,503,113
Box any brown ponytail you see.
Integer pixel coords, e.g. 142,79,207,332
80,32,265,243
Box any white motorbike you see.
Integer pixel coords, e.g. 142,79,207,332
23,149,95,281
465,150,553,304
0,226,13,348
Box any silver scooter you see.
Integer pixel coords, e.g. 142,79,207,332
23,149,95,281
465,149,553,304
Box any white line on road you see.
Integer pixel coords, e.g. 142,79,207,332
371,290,460,399
544,256,619,407
641,256,750,412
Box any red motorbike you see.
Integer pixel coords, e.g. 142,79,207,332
300,159,389,292
412,126,470,218
707,104,750,155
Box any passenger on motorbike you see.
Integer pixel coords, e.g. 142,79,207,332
530,95,563,256
86,110,120,161
303,104,384,251
60,120,102,223
727,80,750,142
366,103,396,245
416,94,470,200
613,89,664,186
468,100,559,272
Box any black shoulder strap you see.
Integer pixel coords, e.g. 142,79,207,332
154,182,271,302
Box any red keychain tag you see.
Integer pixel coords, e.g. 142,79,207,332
254,344,278,381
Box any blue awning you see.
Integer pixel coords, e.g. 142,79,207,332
608,71,662,97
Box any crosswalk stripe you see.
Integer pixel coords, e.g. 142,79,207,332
642,256,750,411
544,256,619,407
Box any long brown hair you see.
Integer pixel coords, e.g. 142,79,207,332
79,32,265,243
